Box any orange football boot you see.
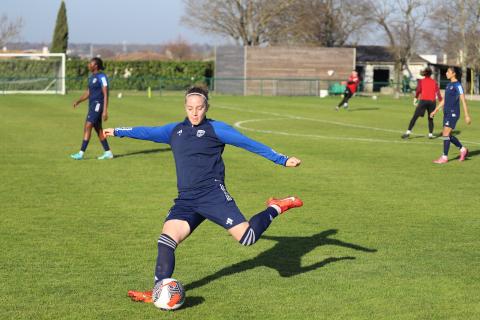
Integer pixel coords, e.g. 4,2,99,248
267,196,303,214
128,290,153,303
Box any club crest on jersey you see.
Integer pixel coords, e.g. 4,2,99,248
196,129,205,137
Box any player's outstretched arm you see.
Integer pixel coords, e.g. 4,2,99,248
212,121,299,167
103,123,179,143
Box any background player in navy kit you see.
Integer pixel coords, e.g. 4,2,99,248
103,86,303,302
402,67,442,139
430,67,471,164
70,57,113,160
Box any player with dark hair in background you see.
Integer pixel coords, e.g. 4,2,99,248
71,57,113,160
430,67,471,164
336,70,360,111
103,86,303,302
402,67,442,139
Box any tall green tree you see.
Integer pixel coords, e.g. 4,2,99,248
50,1,68,53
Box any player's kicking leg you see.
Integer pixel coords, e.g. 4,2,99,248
229,196,303,246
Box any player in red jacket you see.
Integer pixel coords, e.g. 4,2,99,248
336,70,360,111
401,67,442,139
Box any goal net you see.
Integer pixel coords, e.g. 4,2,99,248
0,53,66,95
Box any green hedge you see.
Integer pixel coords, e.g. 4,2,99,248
66,59,214,90
0,59,214,91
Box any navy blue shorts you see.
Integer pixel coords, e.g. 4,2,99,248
165,180,247,232
443,114,459,129
86,101,103,125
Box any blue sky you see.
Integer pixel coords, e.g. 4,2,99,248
1,0,220,44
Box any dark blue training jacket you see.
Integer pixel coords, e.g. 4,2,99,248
114,118,289,192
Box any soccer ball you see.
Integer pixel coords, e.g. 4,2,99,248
152,278,185,310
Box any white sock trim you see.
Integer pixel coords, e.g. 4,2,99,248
269,204,281,214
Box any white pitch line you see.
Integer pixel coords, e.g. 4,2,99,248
218,105,480,146
235,118,439,145
217,105,403,134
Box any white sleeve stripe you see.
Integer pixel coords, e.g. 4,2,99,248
458,85,464,95
100,76,108,87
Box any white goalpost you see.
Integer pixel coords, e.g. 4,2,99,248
0,53,66,95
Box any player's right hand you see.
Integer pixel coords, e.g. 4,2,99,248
103,128,115,137
413,98,418,106
429,110,436,118
73,101,78,108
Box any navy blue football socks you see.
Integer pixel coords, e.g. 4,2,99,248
100,139,110,151
81,140,89,152
155,233,177,284
449,135,462,149
443,138,450,156
240,207,278,246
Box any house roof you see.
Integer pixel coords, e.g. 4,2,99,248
355,45,428,63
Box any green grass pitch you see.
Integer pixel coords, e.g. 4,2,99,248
1,92,479,319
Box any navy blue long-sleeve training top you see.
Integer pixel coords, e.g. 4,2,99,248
114,118,289,192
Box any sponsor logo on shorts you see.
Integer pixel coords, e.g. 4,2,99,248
95,103,101,112
226,218,233,226
452,114,456,118
196,129,205,137
219,184,232,201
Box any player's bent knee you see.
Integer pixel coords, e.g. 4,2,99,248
228,222,249,242
162,219,191,244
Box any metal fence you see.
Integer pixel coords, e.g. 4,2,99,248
0,76,410,96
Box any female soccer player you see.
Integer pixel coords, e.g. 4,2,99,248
103,86,303,302
402,67,442,139
336,70,359,111
430,67,471,164
70,57,113,160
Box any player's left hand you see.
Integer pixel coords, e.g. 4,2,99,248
286,157,301,167
102,111,108,122
413,98,418,106
429,110,437,118
465,115,472,125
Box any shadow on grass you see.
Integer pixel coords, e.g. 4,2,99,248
185,229,377,291
180,296,205,309
114,147,171,159
451,148,480,160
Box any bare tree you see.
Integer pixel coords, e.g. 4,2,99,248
428,0,480,92
269,0,367,47
0,14,23,48
182,0,294,46
357,0,428,96
164,37,193,60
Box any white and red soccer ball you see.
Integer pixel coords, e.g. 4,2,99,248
152,278,185,310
